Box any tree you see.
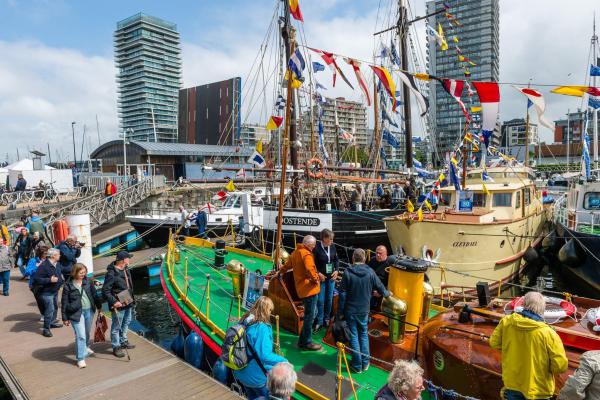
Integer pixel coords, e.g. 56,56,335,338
340,145,369,166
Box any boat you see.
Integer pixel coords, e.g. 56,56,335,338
553,180,600,297
384,165,549,292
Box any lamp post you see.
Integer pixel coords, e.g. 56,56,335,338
124,128,133,177
71,122,77,168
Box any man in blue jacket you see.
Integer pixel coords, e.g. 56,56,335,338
195,207,208,238
33,248,64,337
339,248,391,373
57,235,81,280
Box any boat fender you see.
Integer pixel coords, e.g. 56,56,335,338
558,239,585,267
170,327,185,358
183,331,204,369
213,358,229,385
305,158,324,179
523,247,538,263
541,231,557,250
586,308,600,332
506,296,576,321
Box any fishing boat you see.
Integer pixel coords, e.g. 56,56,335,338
385,165,549,292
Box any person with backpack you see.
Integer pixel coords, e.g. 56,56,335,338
227,296,287,400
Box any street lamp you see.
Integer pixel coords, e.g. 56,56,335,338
124,128,133,177
71,122,77,168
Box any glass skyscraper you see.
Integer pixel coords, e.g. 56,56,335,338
425,0,499,159
114,13,182,142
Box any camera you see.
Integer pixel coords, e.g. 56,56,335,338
77,241,86,247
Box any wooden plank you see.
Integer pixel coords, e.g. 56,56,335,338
0,275,241,400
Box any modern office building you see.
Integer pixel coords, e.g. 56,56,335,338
114,13,182,142
239,124,271,148
501,118,538,147
425,0,500,160
300,97,368,163
178,77,242,146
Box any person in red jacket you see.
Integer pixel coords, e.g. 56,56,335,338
104,180,117,202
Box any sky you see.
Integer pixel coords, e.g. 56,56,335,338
0,0,598,163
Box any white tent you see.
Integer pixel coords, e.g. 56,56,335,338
5,159,54,171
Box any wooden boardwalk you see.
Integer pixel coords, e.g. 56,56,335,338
92,247,165,277
91,221,135,247
0,274,241,400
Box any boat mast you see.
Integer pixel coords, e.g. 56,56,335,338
398,0,413,170
281,4,299,208
274,4,296,265
593,14,599,171
524,81,531,167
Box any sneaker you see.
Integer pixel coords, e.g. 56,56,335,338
2,292,8,296
77,360,87,369
312,324,323,334
86,347,94,356
121,342,136,350
42,329,53,338
50,322,63,329
363,364,370,372
39,316,44,322
350,366,362,374
113,347,126,358
299,342,322,351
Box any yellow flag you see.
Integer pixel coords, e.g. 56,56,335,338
550,86,590,98
225,180,236,192
438,173,445,182
256,140,263,154
417,207,423,222
437,23,448,51
453,36,459,43
424,199,432,211
471,106,482,113
407,199,414,213
414,73,430,81
284,70,303,88
451,156,458,166
482,183,490,195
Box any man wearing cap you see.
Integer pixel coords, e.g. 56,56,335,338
102,251,136,358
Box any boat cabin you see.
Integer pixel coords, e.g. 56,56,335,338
561,181,600,232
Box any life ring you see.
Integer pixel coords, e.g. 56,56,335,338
52,220,69,243
505,296,576,321
305,158,324,179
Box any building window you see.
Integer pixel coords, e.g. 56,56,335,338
473,192,486,207
219,88,222,99
206,108,208,119
492,193,512,207
219,105,222,116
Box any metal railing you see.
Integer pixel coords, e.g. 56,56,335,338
43,177,166,234
553,194,600,233
0,186,97,208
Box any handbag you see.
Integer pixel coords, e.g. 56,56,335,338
115,268,133,306
332,316,351,344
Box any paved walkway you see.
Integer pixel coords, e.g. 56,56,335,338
0,274,240,400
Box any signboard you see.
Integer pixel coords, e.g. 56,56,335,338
276,215,321,227
242,270,265,309
263,208,333,233
457,190,473,212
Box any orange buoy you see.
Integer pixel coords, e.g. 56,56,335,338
52,220,69,243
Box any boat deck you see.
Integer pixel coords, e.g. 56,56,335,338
162,240,409,400
0,275,241,400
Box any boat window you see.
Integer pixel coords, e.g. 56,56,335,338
223,195,241,208
524,188,531,206
473,192,486,207
515,191,521,209
493,193,512,207
584,192,600,210
440,192,452,206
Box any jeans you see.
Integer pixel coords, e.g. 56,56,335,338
299,294,318,347
0,270,9,295
182,227,190,236
244,385,269,400
72,308,93,361
346,313,370,371
316,279,334,326
17,256,26,276
196,223,207,238
111,307,133,349
40,293,58,330
502,389,551,400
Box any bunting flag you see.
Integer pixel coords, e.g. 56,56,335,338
437,23,449,51
512,86,554,130
390,40,401,66
213,190,227,201
437,78,470,122
344,58,371,106
449,161,461,191
582,133,591,180
407,199,415,213
275,94,286,111
417,207,423,222
256,140,263,154
308,47,354,89
458,55,477,66
590,94,600,109
315,80,327,90
378,43,390,59
266,116,284,130
550,86,600,97
472,81,500,147
225,179,236,192
236,168,246,179
471,106,482,112
397,70,429,116
371,65,397,111
288,48,306,81
482,169,494,182
424,199,432,211
591,64,600,77
318,120,329,161
426,25,447,51
380,147,388,166
312,61,325,72
482,183,490,195
248,151,266,168
382,128,401,148
289,0,303,22
382,106,398,128
284,70,303,88
377,184,384,197
340,128,354,142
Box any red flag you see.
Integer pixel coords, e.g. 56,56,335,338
437,78,470,122
289,0,303,22
344,58,371,106
307,47,354,89
370,65,397,111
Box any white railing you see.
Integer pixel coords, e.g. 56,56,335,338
0,186,97,208
553,194,600,233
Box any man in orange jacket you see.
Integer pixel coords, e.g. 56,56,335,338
279,235,324,351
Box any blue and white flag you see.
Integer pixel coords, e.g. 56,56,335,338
591,64,600,77
275,94,286,111
382,128,401,149
390,41,401,66
382,107,398,128
315,80,327,90
590,95,600,109
413,158,423,168
377,184,384,197
582,133,591,180
449,161,461,191
482,169,494,182
288,48,306,81
313,61,325,73
248,150,266,168
380,147,388,166
318,120,329,161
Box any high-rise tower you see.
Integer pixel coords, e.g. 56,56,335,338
114,13,182,142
